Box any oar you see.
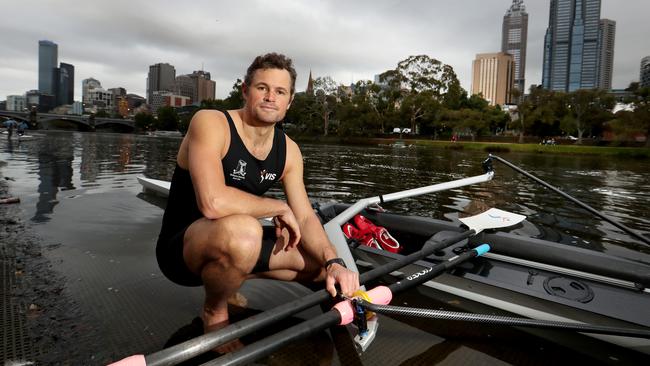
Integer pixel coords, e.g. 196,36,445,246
489,154,650,246
109,208,525,366
361,302,650,338
202,245,493,366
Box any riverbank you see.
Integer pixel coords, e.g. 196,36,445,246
0,166,96,364
292,135,650,159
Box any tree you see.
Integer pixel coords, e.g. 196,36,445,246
379,55,461,135
134,112,155,131
399,91,440,134
393,55,459,96
561,89,615,144
156,106,179,131
313,76,340,136
510,88,532,143
223,79,244,109
633,88,650,147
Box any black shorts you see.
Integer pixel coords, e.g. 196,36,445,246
156,225,277,287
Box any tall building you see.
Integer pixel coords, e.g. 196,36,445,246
641,56,650,88
471,52,515,106
38,40,58,94
175,70,215,105
502,0,528,96
175,75,195,102
6,95,26,112
596,19,616,90
192,70,216,103
82,78,112,111
58,62,75,106
542,0,601,92
147,63,176,104
82,78,102,104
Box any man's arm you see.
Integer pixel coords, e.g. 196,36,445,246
281,138,359,297
184,111,299,239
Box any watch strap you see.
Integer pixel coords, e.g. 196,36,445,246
325,257,347,269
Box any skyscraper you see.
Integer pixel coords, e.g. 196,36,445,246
59,62,75,105
192,70,216,103
471,52,515,106
502,0,528,96
38,40,58,94
596,19,616,90
147,63,176,104
542,0,601,92
640,56,650,88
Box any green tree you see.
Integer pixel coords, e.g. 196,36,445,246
399,91,440,134
561,89,615,144
313,76,340,136
612,87,650,146
510,88,532,143
134,112,155,131
285,93,320,134
379,55,461,135
156,106,179,131
95,110,110,118
223,79,244,109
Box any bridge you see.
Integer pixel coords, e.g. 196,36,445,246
0,110,135,130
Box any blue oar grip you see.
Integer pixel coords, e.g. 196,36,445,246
474,244,491,256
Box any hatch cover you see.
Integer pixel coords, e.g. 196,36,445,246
543,276,594,303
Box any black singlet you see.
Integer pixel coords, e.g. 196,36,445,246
156,111,286,285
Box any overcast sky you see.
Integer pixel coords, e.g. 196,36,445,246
1,0,649,101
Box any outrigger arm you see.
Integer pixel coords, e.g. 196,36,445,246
324,166,495,352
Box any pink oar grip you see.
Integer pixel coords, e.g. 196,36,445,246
107,354,146,366
332,286,393,325
366,285,393,305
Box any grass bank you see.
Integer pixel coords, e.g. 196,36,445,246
293,135,650,159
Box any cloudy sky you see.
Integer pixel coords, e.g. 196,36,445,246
1,0,648,101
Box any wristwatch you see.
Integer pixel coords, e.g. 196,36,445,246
325,257,347,269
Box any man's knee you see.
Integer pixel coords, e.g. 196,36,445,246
207,215,263,268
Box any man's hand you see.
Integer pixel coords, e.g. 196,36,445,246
273,209,301,251
325,264,360,298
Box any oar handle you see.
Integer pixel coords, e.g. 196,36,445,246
203,245,491,366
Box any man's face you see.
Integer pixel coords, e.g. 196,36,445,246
243,68,293,124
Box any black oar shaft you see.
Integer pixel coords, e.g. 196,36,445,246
145,229,476,366
387,248,483,294
490,154,650,246
359,229,475,284
203,246,487,366
363,303,650,339
204,311,342,366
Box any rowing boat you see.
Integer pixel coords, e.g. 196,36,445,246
133,155,650,363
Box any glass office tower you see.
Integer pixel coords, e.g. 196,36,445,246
38,40,58,94
542,0,601,92
502,0,528,97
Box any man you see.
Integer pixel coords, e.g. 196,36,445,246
156,53,359,351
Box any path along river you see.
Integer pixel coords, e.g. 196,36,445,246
1,130,649,364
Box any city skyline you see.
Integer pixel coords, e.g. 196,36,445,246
1,0,649,102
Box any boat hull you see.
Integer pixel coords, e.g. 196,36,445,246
317,203,650,355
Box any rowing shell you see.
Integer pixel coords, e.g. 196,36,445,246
137,176,170,196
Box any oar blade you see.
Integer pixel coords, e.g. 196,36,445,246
459,208,526,234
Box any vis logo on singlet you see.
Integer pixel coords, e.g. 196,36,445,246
259,169,277,183
230,159,247,181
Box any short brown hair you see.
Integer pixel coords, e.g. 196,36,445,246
244,53,297,95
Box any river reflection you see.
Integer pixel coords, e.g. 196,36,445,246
2,130,650,364
2,130,649,257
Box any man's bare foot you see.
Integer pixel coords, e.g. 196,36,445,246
202,310,244,354
227,292,248,308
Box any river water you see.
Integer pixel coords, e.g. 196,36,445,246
1,130,649,364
